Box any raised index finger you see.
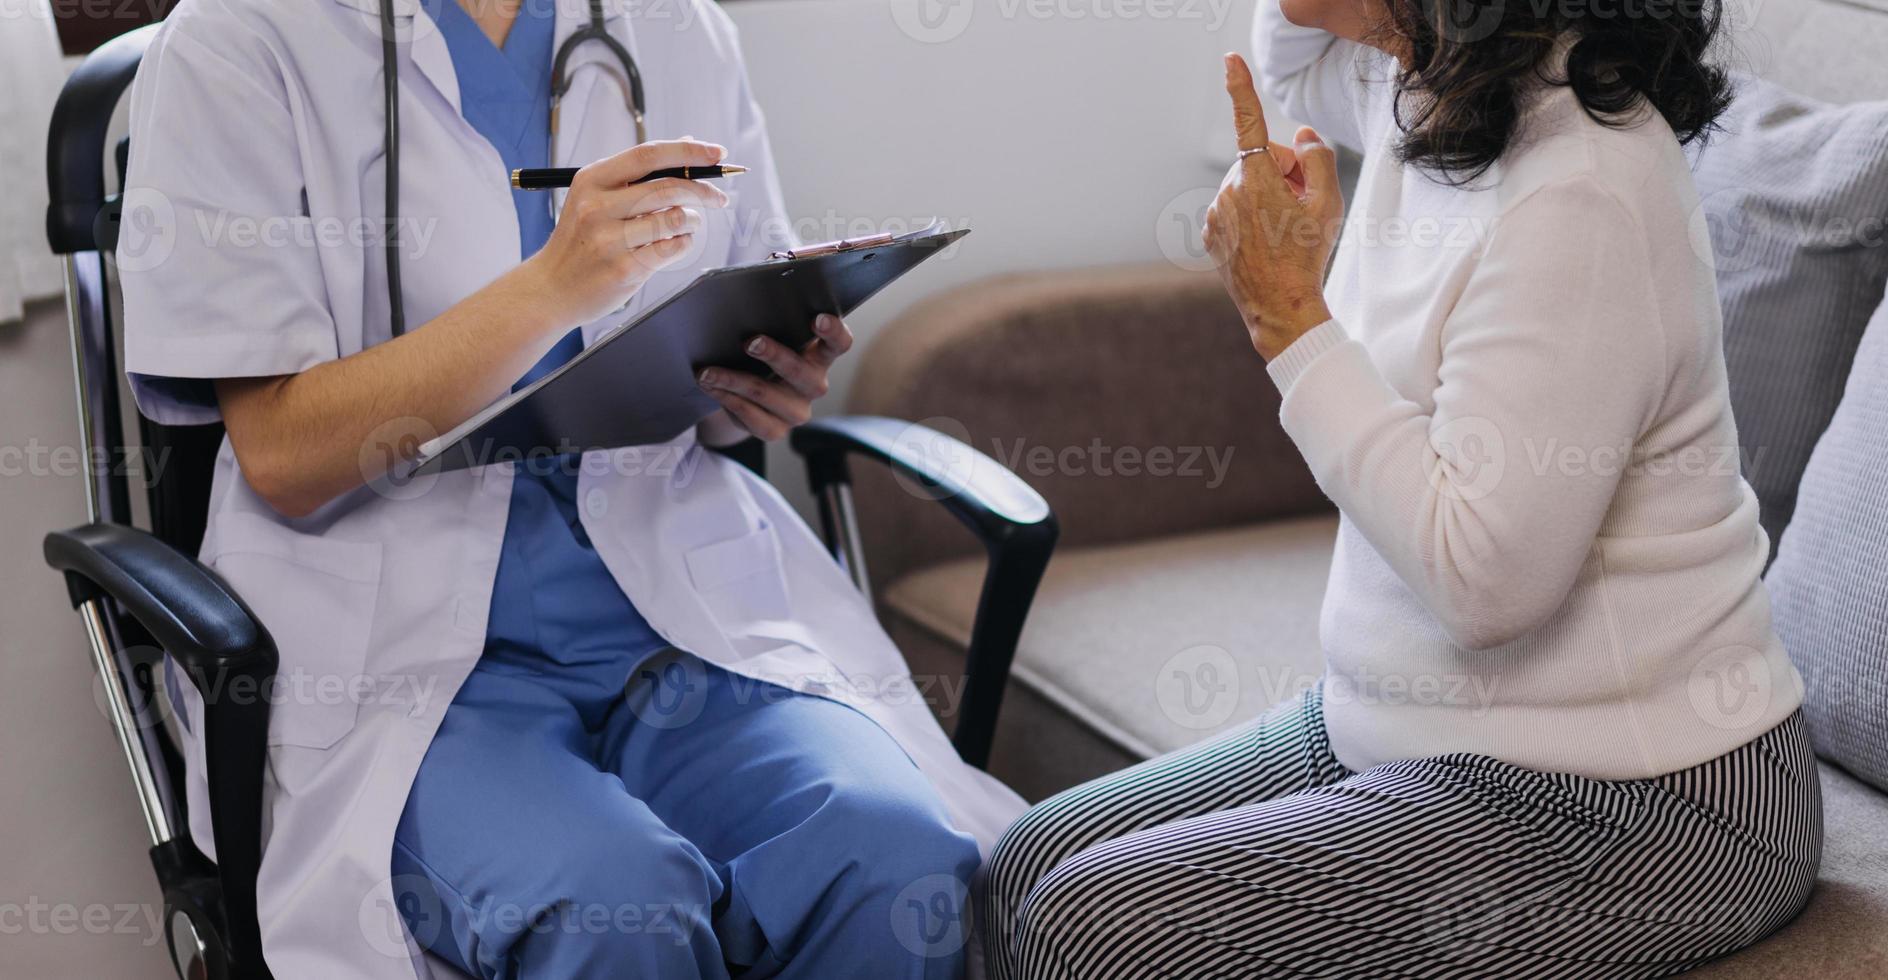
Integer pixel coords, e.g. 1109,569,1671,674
1223,53,1270,152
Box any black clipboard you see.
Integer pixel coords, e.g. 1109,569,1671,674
414,225,968,473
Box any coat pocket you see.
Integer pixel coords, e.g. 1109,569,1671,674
203,513,383,750
684,522,792,627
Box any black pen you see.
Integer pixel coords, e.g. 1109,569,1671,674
510,164,748,190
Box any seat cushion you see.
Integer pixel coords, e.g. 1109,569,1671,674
882,513,1337,798
1686,762,1888,977
885,518,1888,976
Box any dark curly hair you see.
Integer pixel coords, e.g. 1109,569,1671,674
1375,0,1733,184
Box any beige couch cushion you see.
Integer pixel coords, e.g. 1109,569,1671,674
882,517,1888,974
887,514,1336,767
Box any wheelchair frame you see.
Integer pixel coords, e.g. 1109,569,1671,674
41,25,1057,980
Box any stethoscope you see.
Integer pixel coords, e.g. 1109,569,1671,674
378,0,646,337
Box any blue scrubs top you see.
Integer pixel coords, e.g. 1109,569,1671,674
433,0,667,712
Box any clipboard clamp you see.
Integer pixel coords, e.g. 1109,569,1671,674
769,232,899,261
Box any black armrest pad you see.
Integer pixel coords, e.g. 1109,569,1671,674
791,415,1057,768
46,25,158,255
791,415,1054,543
44,523,274,675
47,523,279,976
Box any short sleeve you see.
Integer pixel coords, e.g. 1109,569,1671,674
118,20,339,425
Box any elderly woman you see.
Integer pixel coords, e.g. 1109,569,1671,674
979,1,1822,977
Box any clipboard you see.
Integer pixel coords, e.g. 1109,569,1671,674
413,225,969,473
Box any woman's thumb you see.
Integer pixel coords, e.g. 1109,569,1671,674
1295,127,1343,217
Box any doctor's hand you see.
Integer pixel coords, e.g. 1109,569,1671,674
522,139,731,328
1204,54,1344,361
697,315,854,441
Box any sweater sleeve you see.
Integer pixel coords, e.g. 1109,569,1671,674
1268,176,1667,650
1250,0,1375,153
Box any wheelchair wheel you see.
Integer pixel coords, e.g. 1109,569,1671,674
163,882,230,980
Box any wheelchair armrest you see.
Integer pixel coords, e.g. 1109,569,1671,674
45,522,275,676
43,522,275,978
791,415,1054,542
790,415,1058,768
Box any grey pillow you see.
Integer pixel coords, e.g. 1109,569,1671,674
1690,78,1888,556
1766,290,1888,791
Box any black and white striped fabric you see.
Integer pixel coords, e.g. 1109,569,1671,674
980,688,1822,979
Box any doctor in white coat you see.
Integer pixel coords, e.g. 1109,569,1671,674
115,0,1027,977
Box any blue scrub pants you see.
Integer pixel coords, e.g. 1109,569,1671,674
391,648,979,979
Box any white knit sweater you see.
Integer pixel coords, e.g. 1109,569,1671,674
1252,5,1802,779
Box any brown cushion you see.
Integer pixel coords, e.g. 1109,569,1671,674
846,263,1330,591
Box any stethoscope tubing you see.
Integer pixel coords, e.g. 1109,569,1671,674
380,0,646,337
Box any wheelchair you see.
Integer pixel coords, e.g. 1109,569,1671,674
41,26,1058,980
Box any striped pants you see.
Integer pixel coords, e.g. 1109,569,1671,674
980,688,1822,979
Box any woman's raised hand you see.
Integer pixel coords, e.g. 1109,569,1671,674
525,139,731,328
1203,54,1344,360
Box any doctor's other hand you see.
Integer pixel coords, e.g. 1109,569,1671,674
1204,53,1343,361
698,315,854,442
522,139,731,327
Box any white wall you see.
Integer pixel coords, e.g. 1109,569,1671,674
726,0,1262,497
0,298,175,976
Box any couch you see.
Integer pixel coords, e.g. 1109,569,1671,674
845,1,1888,974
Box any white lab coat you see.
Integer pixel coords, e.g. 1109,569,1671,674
116,1,1026,977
